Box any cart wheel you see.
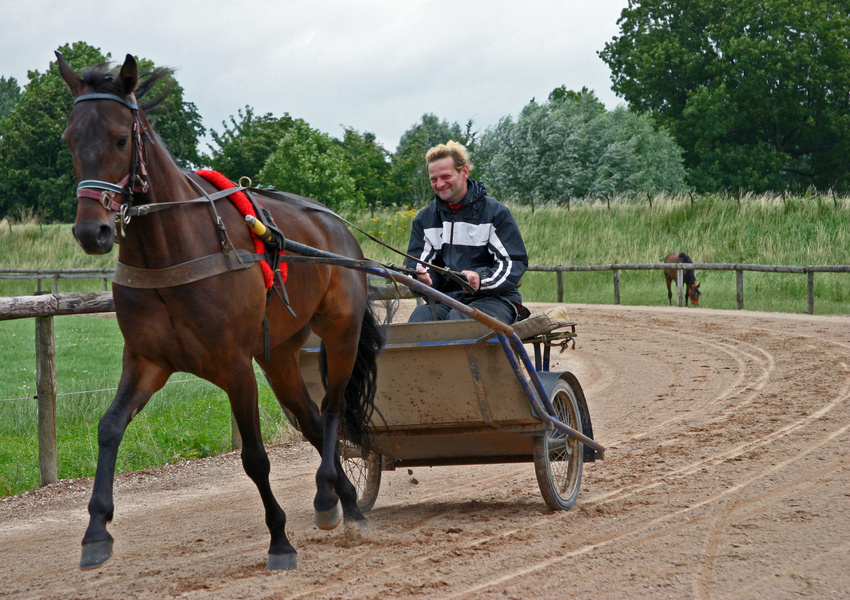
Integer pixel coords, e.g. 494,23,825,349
339,441,382,512
533,378,584,510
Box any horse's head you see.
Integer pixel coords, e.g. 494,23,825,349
57,52,143,254
688,283,701,305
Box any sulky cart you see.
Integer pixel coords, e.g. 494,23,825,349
291,264,605,512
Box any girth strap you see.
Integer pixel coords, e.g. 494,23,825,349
113,248,263,288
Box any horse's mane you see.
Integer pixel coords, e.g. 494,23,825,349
80,62,175,111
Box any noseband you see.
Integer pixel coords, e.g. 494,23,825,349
73,92,149,215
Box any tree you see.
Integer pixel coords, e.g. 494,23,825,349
136,58,206,170
390,114,473,206
258,119,365,210
0,76,20,121
0,42,103,221
338,127,397,209
599,0,850,192
0,42,206,221
205,106,294,183
476,89,687,203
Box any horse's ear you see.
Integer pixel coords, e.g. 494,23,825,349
118,54,139,96
55,51,84,96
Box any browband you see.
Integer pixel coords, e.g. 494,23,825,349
74,93,139,110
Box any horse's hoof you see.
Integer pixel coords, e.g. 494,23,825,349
266,552,297,571
314,502,342,530
344,517,370,539
80,540,113,569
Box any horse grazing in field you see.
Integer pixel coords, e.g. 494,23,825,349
57,51,383,571
664,252,700,306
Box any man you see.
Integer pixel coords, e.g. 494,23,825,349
406,140,528,323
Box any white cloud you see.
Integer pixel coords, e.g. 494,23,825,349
1,0,628,152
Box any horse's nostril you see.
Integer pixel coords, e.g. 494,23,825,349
98,224,113,245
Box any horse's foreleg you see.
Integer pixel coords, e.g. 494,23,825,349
80,357,171,569
227,365,297,570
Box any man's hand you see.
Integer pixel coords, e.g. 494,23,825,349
414,265,432,286
461,270,480,292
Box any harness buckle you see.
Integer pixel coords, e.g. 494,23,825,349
99,190,114,210
119,203,132,226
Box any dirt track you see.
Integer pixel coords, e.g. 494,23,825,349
2,301,849,599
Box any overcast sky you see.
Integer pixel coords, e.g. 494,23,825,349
1,0,629,153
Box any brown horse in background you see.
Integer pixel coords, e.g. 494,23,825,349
664,252,701,306
57,52,383,571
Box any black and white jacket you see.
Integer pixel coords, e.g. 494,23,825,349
406,179,528,305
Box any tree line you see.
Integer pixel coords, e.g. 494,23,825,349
1,1,848,222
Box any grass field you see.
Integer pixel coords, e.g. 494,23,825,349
1,192,847,497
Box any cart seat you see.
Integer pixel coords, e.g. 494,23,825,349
513,306,574,341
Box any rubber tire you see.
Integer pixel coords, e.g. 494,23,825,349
339,441,382,512
533,378,584,510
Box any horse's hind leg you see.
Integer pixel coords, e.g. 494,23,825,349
226,361,297,570
80,356,171,569
260,354,367,532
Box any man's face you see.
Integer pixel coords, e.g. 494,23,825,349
428,156,469,205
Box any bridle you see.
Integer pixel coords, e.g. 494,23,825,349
72,92,149,220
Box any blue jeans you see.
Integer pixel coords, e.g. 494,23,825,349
408,295,519,324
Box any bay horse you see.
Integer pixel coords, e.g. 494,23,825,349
664,252,700,306
57,52,383,571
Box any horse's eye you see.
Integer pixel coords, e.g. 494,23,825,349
117,136,129,149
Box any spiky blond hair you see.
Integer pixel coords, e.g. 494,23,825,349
425,140,473,172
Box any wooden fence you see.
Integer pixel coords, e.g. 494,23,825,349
2,260,848,487
0,268,113,293
4,262,849,312
529,262,850,313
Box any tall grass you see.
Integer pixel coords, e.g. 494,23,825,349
344,192,849,314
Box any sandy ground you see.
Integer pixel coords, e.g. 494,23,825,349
1,300,849,599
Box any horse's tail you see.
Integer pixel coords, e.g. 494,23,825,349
319,304,385,449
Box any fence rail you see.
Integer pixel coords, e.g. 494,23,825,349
0,268,112,293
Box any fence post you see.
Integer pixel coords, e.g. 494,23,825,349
676,269,684,307
736,270,744,310
807,271,814,315
35,309,58,486
556,271,564,303
612,269,620,304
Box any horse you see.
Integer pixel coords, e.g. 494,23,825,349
56,52,383,571
663,252,700,306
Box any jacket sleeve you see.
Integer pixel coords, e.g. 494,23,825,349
476,206,528,294
405,215,428,272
